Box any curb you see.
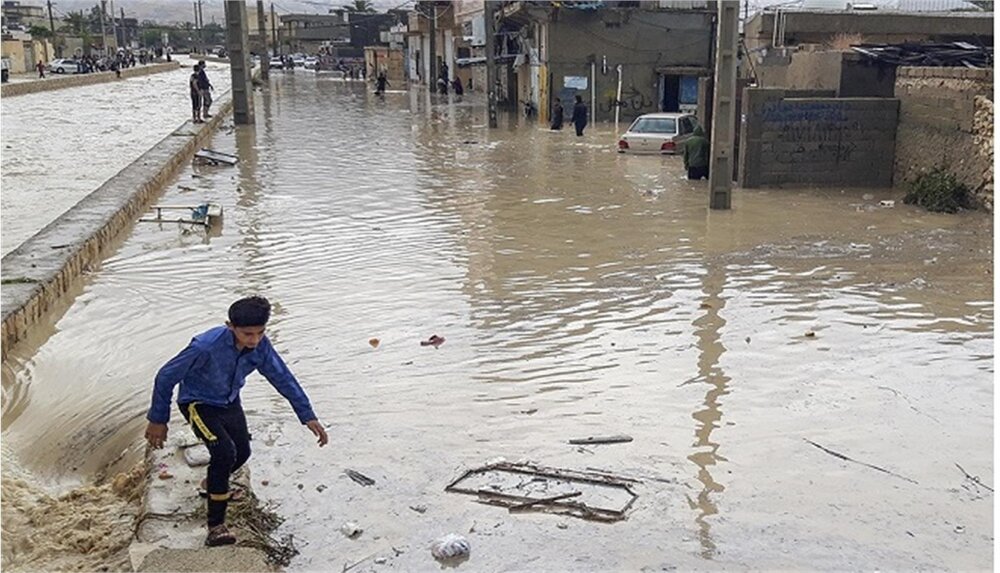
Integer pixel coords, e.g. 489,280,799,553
0,61,182,98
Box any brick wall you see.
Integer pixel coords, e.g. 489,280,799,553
894,67,993,210
739,89,899,187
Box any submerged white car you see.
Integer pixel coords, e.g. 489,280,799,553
617,112,700,155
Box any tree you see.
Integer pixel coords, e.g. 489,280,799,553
63,10,87,34
29,25,53,38
343,0,374,12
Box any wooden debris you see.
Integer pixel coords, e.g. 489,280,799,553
345,469,376,487
508,492,582,512
568,435,633,445
342,552,377,573
956,462,994,493
804,439,918,485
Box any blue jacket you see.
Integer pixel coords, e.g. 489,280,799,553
147,326,317,425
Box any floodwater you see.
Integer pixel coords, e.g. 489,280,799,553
1,72,993,571
0,60,231,257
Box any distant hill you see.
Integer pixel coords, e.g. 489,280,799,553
49,0,406,26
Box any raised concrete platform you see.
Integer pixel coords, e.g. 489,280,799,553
0,94,234,361
0,62,181,97
130,433,274,572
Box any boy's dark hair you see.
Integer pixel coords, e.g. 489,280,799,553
229,296,271,327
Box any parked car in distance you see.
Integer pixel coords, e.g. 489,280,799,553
291,54,306,67
304,56,318,69
617,112,700,155
47,58,79,74
269,56,284,69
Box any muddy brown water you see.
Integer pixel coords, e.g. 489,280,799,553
0,61,232,257
1,72,993,571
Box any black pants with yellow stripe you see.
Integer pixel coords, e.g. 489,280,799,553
180,401,251,527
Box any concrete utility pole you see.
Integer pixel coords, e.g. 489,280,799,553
47,0,55,33
270,3,278,57
484,0,498,128
224,0,254,124
99,0,108,55
257,0,268,79
198,0,205,53
109,0,117,49
193,1,199,54
708,0,739,210
428,2,437,85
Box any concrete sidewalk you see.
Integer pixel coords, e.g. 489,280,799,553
0,61,180,97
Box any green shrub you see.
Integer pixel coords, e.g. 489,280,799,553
903,168,973,213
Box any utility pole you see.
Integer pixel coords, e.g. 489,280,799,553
270,3,278,57
109,0,117,50
257,0,268,79
193,1,199,54
428,2,437,85
121,7,126,48
708,0,739,210
99,0,108,56
47,0,55,33
224,0,254,124
484,0,498,127
197,0,205,54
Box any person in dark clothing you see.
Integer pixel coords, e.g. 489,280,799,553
145,296,328,548
451,77,464,95
197,61,214,118
571,95,588,136
375,72,389,95
550,97,564,130
682,125,711,180
189,66,203,123
35,60,45,78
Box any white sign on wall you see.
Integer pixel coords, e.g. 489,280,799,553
564,76,588,90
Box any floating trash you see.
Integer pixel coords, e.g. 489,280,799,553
341,522,363,539
430,533,471,561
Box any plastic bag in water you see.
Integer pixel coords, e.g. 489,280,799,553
430,533,471,560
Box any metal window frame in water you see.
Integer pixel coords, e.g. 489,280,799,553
445,461,639,523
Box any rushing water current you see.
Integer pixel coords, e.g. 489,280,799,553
1,71,993,571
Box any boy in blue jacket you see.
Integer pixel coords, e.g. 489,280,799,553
145,296,328,546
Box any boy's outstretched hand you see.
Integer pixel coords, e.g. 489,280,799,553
145,422,168,449
306,420,328,447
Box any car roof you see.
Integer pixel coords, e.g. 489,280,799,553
633,113,692,119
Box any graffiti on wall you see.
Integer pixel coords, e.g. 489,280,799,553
599,85,656,113
762,100,865,165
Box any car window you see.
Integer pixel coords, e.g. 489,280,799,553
630,117,677,134
680,117,695,134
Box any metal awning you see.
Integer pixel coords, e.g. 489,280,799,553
851,42,993,68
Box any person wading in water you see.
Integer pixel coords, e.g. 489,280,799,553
682,125,711,180
144,296,329,547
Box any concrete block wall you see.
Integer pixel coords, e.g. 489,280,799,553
0,61,180,97
893,66,993,210
739,89,899,187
